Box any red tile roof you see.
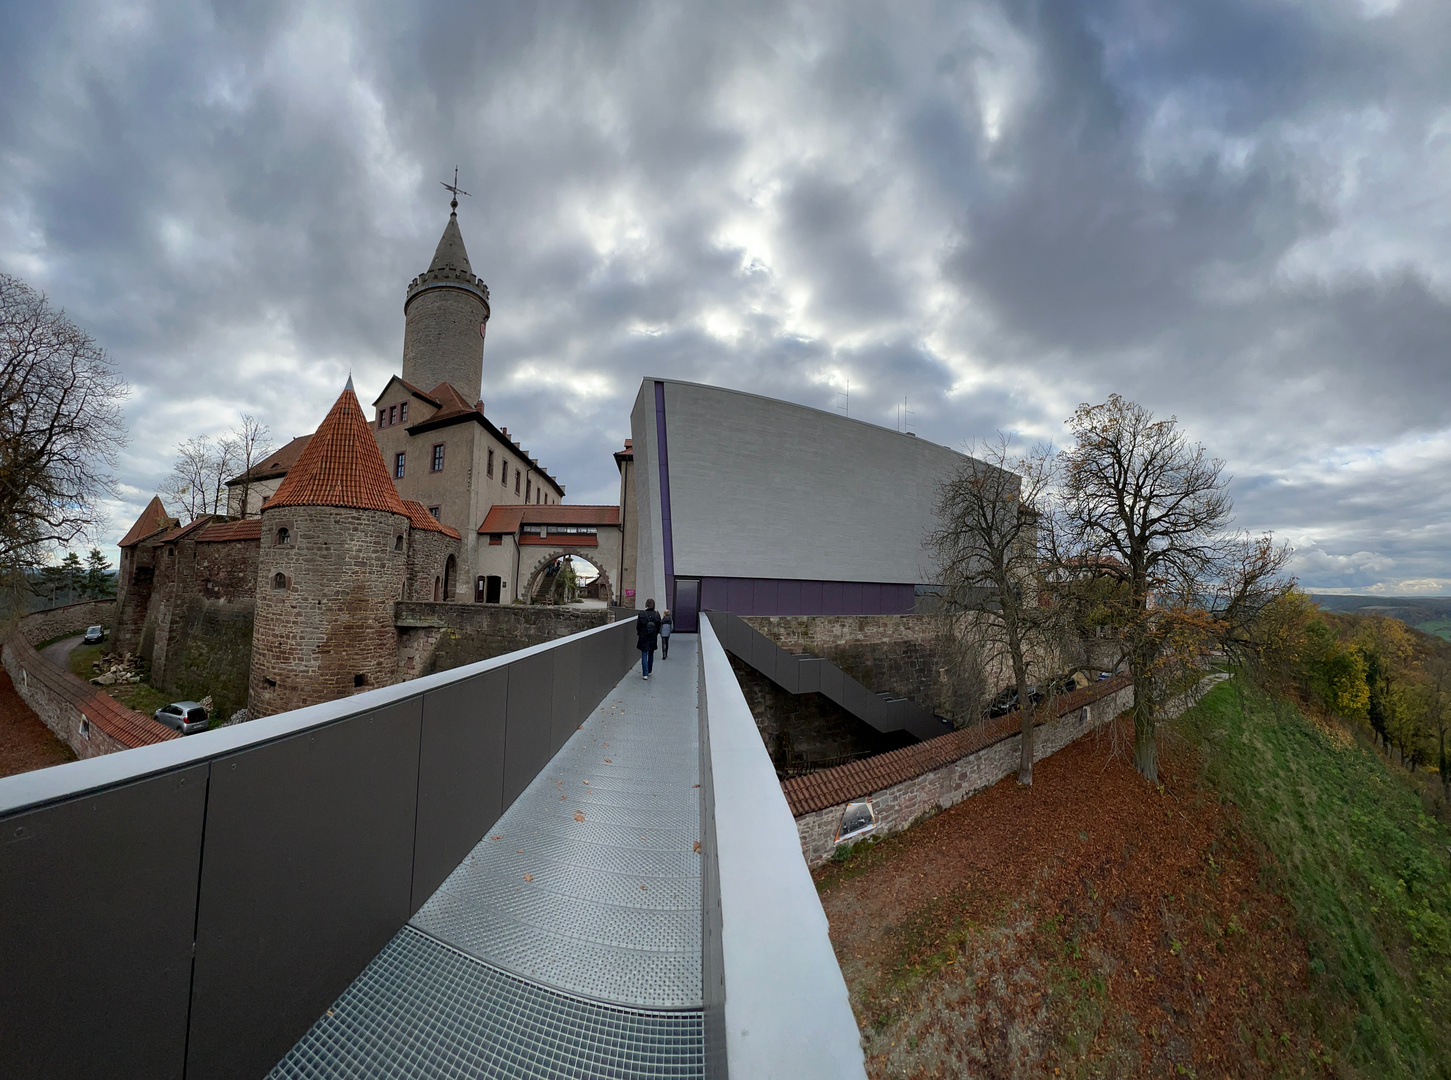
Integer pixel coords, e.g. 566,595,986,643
118,496,179,548
225,434,314,487
401,500,462,539
424,381,480,422
195,519,264,543
7,633,179,747
780,673,1133,816
149,517,214,545
477,504,621,534
263,387,409,516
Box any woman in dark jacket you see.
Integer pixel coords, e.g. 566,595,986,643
636,599,662,679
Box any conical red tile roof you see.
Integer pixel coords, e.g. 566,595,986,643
263,386,409,515
119,495,178,547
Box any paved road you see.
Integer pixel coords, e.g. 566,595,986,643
39,634,84,670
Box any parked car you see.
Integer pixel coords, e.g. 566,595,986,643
82,625,105,645
154,701,209,735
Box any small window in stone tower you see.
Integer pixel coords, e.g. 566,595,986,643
276,527,290,546
272,572,287,590
394,534,404,551
431,443,445,472
354,673,368,688
487,448,494,477
395,452,405,479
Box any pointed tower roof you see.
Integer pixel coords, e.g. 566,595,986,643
263,385,409,516
119,496,179,548
428,211,473,275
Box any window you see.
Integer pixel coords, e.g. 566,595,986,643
275,527,290,546
400,402,408,423
428,506,441,520
377,409,385,428
395,452,405,479
272,572,287,590
487,448,494,477
394,535,404,551
488,534,502,545
525,477,531,502
514,471,520,495
353,673,368,688
431,443,445,472
389,404,397,425
500,462,506,486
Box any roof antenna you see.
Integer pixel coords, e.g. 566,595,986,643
440,166,471,213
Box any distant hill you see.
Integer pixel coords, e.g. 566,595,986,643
1309,594,1451,642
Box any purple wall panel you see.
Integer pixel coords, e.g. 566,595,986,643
701,577,729,611
753,578,779,614
802,580,823,613
822,581,844,615
694,576,915,616
778,579,802,615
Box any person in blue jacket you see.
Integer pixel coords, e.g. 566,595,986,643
636,599,662,679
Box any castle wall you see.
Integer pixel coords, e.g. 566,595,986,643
249,505,409,717
395,601,613,679
405,528,462,602
113,544,158,656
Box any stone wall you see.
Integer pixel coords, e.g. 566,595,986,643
249,505,410,716
744,613,987,723
396,601,614,679
2,603,177,759
14,599,117,647
729,656,915,773
791,673,1229,868
405,528,461,602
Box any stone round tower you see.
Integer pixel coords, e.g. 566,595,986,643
249,381,411,717
401,202,490,402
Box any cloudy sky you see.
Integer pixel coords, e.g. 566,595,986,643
2,0,1448,593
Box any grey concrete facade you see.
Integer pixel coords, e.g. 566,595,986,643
630,378,982,613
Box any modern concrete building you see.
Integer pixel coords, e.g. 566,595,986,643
628,378,985,629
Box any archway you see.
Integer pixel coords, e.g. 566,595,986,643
443,554,457,601
520,549,613,605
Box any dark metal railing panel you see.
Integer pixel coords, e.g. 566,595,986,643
548,636,583,755
0,763,208,1080
501,651,557,809
185,696,424,1080
0,618,638,1080
410,666,510,913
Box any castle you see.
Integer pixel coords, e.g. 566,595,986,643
113,199,624,718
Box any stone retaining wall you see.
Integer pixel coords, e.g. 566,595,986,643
395,601,615,678
792,673,1229,868
2,600,177,760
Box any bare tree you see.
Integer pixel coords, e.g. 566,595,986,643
161,414,274,521
224,413,272,518
0,273,129,569
929,438,1062,785
1058,395,1240,783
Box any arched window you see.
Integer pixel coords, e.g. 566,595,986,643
433,576,441,601
394,535,404,551
276,527,290,546
443,554,457,600
272,572,287,590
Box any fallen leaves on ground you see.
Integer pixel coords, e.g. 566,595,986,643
815,716,1325,1079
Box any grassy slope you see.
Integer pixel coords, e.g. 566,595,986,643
66,643,173,715
1181,682,1451,1078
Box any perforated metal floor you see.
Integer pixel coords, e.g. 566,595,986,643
269,927,704,1080
411,640,702,1010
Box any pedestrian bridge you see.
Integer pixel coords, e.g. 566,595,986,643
0,616,865,1079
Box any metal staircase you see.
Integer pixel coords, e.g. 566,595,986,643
707,610,950,743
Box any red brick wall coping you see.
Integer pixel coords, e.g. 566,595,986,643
5,631,178,748
781,672,1132,816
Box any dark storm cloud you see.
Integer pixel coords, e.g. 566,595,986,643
2,0,1449,590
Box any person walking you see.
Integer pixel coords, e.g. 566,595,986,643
660,609,673,659
636,599,662,680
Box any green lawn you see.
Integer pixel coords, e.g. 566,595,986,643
1416,619,1451,642
1179,682,1451,1078
65,643,173,716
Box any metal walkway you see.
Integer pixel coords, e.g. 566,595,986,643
270,638,704,1079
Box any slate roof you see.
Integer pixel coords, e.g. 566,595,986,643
780,672,1133,816
429,211,473,275
118,496,178,548
263,387,409,516
477,504,621,534
401,500,462,540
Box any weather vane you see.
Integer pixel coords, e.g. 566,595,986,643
440,166,471,211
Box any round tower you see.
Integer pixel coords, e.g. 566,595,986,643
249,380,411,717
401,200,490,402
